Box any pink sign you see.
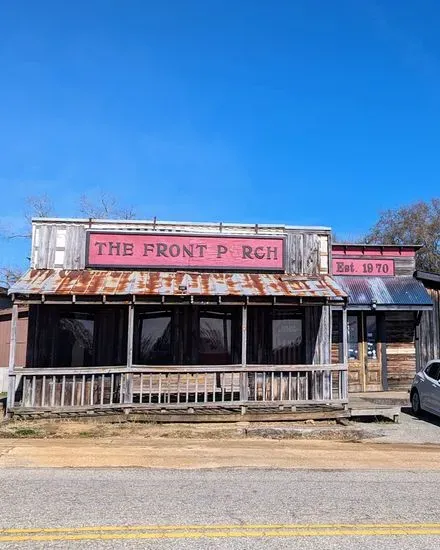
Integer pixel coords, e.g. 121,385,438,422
87,232,285,271
333,258,395,276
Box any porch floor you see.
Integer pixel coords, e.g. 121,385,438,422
9,403,350,423
348,392,409,423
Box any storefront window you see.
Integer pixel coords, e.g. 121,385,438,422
199,310,233,365
58,312,94,367
347,315,359,360
366,315,378,360
135,309,173,365
134,306,241,366
29,306,127,367
247,307,304,364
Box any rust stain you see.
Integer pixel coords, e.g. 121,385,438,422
11,269,347,300
115,271,131,295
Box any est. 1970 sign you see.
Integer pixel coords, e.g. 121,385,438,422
332,258,395,276
86,232,285,271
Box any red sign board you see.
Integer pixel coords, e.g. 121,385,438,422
86,232,285,271
333,258,395,276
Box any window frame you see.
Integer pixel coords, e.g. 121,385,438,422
425,362,440,382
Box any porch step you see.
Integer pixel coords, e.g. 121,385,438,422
350,392,410,407
9,404,350,423
349,396,402,422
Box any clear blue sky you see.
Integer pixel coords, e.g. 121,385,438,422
1,0,440,268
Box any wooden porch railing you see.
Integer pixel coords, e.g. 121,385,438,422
9,364,348,412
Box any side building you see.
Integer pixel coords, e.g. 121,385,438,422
414,271,440,370
332,244,432,392
0,288,27,394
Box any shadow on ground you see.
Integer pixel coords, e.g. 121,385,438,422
401,406,440,428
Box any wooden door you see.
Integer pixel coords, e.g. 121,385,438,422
347,314,364,392
347,313,383,393
363,314,382,392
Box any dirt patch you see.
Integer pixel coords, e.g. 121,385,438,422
0,418,375,442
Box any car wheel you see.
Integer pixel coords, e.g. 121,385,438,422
411,390,422,416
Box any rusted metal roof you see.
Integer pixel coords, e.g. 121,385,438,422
10,269,346,300
335,276,433,309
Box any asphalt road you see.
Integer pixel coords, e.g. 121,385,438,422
0,468,439,549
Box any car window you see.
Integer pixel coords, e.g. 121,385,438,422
426,363,440,381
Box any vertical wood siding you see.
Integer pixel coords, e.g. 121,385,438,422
0,308,29,390
416,286,440,369
32,224,87,270
305,306,330,364
385,311,416,390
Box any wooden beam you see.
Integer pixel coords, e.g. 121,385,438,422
12,364,348,376
341,306,348,399
6,303,19,416
124,303,135,404
380,313,388,391
241,304,247,368
342,306,348,365
241,304,248,403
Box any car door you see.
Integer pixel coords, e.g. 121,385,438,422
423,362,440,413
429,362,440,415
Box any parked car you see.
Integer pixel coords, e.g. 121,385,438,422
410,360,440,417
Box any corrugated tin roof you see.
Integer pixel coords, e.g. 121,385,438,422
9,269,346,300
415,271,440,287
335,276,433,308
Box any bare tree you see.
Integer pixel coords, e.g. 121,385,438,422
79,192,136,220
0,194,54,240
0,266,24,288
365,199,440,272
24,194,54,223
0,194,54,287
333,232,366,244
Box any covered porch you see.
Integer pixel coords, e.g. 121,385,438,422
7,269,349,419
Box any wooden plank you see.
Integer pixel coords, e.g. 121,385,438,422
6,303,18,414
124,303,134,403
241,304,248,401
64,225,87,269
9,407,350,423
12,363,347,376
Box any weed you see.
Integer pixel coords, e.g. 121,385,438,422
78,431,94,438
12,427,42,437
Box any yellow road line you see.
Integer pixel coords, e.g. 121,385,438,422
0,524,440,542
2,522,440,535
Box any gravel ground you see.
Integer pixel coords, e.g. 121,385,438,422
352,409,440,444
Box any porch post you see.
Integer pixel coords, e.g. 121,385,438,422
240,303,248,411
124,302,135,405
341,305,348,401
6,302,19,416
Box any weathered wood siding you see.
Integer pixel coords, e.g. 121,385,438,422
331,310,342,364
0,307,28,391
394,257,416,276
32,224,87,270
286,233,329,275
416,286,440,370
31,220,331,275
385,312,416,390
305,306,331,364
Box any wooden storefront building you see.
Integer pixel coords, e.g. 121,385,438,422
0,289,28,394
414,271,440,370
6,218,350,418
332,245,433,392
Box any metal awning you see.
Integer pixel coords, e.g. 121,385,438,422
9,269,346,302
335,276,433,310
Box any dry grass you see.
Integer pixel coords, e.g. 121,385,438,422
0,418,371,442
